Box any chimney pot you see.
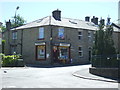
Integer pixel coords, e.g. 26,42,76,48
85,16,90,22
52,9,61,21
91,16,98,25
100,19,105,25
6,20,11,30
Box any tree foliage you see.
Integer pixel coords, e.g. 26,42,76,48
0,25,6,31
1,14,26,32
93,22,116,56
11,14,26,28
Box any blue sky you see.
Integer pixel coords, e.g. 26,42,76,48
0,0,119,25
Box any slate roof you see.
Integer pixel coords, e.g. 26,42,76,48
12,16,98,31
113,26,120,32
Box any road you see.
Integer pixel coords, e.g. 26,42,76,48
1,64,118,88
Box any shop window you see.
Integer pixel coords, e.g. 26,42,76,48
59,47,69,60
58,27,64,39
39,27,44,39
12,32,17,39
36,45,46,60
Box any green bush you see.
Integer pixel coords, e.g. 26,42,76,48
2,54,21,67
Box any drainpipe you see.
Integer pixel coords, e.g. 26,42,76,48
21,29,23,56
49,16,53,65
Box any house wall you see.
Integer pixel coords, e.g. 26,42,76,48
21,26,51,65
3,25,95,65
112,31,120,53
4,24,119,65
3,30,10,55
0,30,2,53
49,26,94,64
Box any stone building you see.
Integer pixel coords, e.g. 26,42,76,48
3,10,120,65
0,22,3,53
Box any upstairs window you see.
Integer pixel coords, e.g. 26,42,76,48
12,31,17,39
58,27,64,39
39,27,44,39
78,46,83,57
78,31,82,40
88,31,92,42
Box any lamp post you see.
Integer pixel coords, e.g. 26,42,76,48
15,6,19,28
13,6,19,54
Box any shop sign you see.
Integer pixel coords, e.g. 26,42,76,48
59,43,70,47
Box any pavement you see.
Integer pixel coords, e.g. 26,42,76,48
72,67,119,83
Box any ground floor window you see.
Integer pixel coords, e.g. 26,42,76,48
11,46,17,54
53,45,70,64
58,47,69,60
36,45,46,60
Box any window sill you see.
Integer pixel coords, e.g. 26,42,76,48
79,56,83,58
38,38,45,40
58,38,65,40
36,59,46,61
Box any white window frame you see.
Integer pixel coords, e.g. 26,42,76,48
88,31,92,42
39,27,44,39
12,31,17,39
78,46,83,57
78,31,83,40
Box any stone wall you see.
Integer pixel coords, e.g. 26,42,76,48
89,67,120,80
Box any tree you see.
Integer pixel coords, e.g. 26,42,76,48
103,25,116,55
1,14,26,32
11,14,26,28
92,18,117,68
93,19,116,56
0,25,6,32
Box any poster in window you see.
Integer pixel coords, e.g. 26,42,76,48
37,46,45,59
58,28,64,39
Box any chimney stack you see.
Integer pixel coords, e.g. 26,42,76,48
85,16,90,22
94,17,98,25
52,9,61,21
107,17,111,25
100,19,105,25
91,16,98,25
6,20,11,31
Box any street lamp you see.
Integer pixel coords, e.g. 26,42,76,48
15,6,19,28
13,6,19,54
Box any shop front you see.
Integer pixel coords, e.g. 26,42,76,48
53,43,71,64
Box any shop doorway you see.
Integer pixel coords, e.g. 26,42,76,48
53,46,59,63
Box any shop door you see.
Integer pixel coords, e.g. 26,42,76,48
53,46,58,63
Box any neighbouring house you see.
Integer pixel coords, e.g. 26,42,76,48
112,24,120,54
3,10,120,65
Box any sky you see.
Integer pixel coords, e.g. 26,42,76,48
0,0,119,25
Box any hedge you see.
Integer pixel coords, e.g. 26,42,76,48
1,54,24,67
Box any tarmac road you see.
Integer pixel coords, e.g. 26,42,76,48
1,64,118,88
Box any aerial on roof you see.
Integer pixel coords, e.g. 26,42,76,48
11,16,98,31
